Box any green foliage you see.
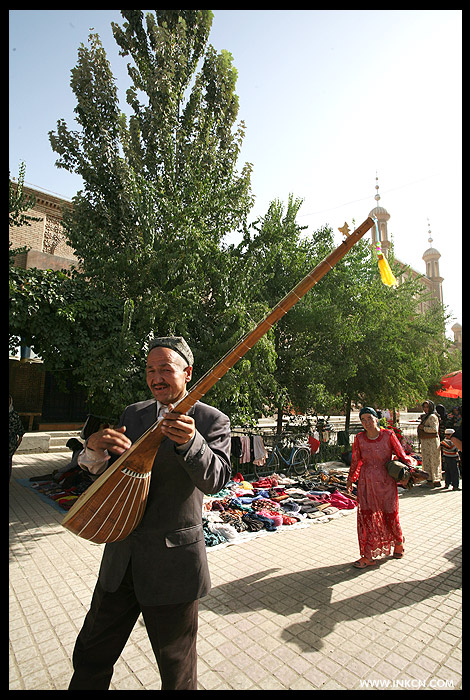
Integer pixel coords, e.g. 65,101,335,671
278,231,453,424
9,264,135,414
45,10,256,419
9,12,454,426
230,200,453,429
9,162,41,229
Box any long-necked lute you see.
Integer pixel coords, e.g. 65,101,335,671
62,216,375,543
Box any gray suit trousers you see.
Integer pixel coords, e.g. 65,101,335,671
68,562,198,690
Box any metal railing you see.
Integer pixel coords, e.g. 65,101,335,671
230,420,422,478
312,421,421,461
230,429,311,478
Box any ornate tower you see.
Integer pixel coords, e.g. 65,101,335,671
451,323,462,350
422,221,444,304
368,175,391,257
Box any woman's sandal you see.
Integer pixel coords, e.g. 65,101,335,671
353,558,378,569
393,537,405,559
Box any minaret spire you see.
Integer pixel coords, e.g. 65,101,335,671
427,218,433,246
374,172,381,204
368,172,390,256
422,218,443,304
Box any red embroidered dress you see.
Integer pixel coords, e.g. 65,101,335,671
348,429,412,559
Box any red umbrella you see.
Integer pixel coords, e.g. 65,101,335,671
436,370,462,398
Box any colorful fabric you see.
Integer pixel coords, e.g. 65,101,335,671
348,429,412,559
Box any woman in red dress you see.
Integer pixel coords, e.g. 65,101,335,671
346,407,412,569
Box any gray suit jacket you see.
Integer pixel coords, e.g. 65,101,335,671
97,398,231,605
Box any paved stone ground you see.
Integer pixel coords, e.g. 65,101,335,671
10,452,462,690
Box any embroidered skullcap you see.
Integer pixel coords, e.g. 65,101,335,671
359,406,378,418
148,336,194,366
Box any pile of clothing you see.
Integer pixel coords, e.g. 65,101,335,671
28,474,92,510
25,451,357,547
202,470,357,548
28,461,93,512
231,435,268,467
25,440,92,511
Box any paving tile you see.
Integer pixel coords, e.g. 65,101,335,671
9,452,462,690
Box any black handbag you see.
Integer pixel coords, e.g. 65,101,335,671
386,460,429,489
386,460,410,482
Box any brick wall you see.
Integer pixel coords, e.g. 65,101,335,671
9,360,46,414
9,184,77,269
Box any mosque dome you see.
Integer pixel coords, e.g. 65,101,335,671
369,205,390,220
422,246,441,259
422,224,440,260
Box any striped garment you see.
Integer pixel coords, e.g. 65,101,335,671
441,438,459,459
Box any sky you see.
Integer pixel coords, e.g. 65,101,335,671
10,10,462,337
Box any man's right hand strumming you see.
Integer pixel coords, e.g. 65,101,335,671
87,426,132,456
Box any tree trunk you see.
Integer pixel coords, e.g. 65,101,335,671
276,401,284,435
344,396,352,437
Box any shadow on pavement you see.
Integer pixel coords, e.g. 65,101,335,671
201,546,461,652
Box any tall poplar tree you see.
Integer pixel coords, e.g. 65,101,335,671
48,10,256,418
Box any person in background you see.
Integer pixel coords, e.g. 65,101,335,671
418,400,442,487
441,428,460,491
449,405,462,431
346,407,413,569
9,395,25,482
451,419,462,479
435,404,449,441
449,406,463,473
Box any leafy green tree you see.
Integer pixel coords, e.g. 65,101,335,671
9,162,41,230
9,262,125,412
233,202,453,433
329,243,452,420
233,195,314,431
44,10,259,419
